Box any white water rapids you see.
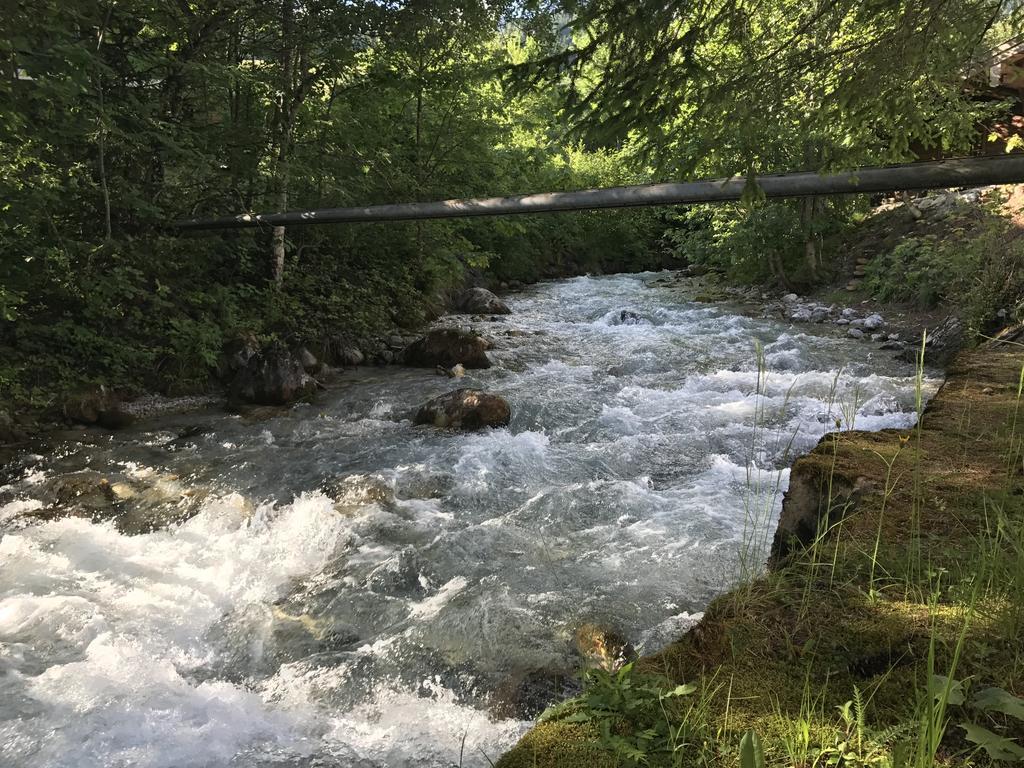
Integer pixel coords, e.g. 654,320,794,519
0,273,934,768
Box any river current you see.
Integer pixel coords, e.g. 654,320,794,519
0,273,931,768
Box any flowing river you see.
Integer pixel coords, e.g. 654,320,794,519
0,273,932,768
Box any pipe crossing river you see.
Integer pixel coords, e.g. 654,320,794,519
175,155,1024,231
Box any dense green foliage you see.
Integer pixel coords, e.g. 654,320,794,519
0,2,663,406
863,204,1024,335
523,0,1021,286
1,0,1021,410
664,200,853,288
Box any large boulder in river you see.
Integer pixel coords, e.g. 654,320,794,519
324,473,394,512
400,328,492,369
229,345,316,406
62,386,136,429
414,389,511,430
454,287,510,315
0,409,23,444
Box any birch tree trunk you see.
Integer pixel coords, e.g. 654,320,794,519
272,0,295,288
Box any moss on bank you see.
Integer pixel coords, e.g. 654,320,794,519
497,348,1024,768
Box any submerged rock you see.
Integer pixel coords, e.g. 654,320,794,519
366,547,429,596
400,328,492,369
489,667,582,720
574,623,637,672
36,470,115,514
434,363,466,378
324,473,394,511
229,345,316,406
455,287,511,315
414,388,510,430
613,309,645,325
19,468,215,534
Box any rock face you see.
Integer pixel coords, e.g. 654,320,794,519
295,347,319,374
229,345,316,406
62,386,136,429
770,450,873,565
414,389,510,430
455,287,511,315
336,346,364,367
400,328,492,369
901,315,964,366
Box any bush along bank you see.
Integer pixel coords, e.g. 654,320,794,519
0,237,674,440
667,185,1024,356
497,343,1024,768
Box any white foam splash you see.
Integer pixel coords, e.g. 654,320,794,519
0,492,350,768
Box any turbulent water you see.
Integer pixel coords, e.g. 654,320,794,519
0,273,933,768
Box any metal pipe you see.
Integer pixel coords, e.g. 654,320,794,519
174,155,1024,231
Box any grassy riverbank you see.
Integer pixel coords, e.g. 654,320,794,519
497,346,1024,767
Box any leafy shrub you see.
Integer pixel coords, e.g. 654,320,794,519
665,200,843,287
540,663,713,767
864,212,1024,336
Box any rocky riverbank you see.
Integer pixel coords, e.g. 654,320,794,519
0,287,516,446
648,268,970,368
0,269,980,482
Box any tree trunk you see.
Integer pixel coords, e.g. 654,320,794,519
272,0,295,288
272,184,287,287
769,251,794,291
95,4,114,240
800,196,818,283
